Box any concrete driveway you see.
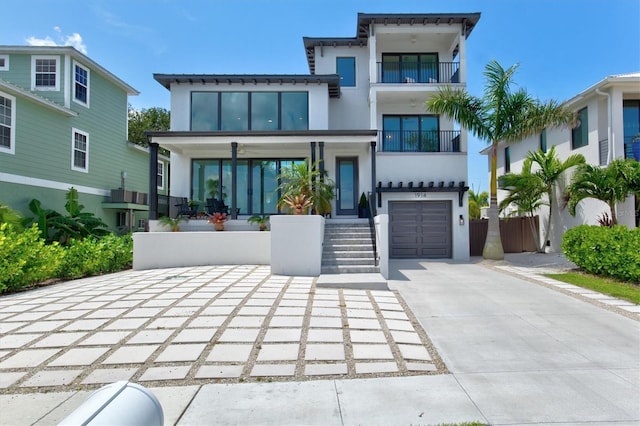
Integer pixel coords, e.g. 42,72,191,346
0,259,638,425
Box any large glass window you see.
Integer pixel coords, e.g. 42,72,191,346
504,146,511,173
623,100,640,160
191,92,219,131
221,92,249,131
191,91,308,131
381,53,438,83
0,93,15,153
191,158,304,215
281,92,308,130
572,107,589,149
382,115,439,152
251,92,279,130
336,57,356,87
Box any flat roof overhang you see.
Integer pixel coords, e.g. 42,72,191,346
146,130,378,156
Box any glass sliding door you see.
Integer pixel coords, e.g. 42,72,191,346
251,160,279,214
222,160,249,214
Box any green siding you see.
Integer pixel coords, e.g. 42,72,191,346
0,50,151,231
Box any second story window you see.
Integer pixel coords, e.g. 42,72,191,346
191,91,308,132
0,92,16,154
72,129,89,172
32,56,59,91
157,161,165,190
336,57,356,87
572,107,588,149
0,55,8,71
74,62,90,105
504,146,511,173
539,129,547,153
382,115,446,152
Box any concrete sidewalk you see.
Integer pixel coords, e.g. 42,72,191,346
1,260,638,425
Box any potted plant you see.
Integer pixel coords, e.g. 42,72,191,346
358,192,370,218
158,215,187,232
208,212,227,231
276,159,335,215
248,215,270,231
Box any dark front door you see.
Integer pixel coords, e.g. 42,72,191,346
336,157,358,216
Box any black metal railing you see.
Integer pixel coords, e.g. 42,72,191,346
379,130,461,153
377,61,460,84
624,136,640,161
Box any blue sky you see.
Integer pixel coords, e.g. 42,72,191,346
2,0,639,192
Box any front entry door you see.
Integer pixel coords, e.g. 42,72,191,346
336,157,358,215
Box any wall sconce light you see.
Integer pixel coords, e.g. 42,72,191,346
459,214,465,225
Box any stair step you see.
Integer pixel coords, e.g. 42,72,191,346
321,258,377,266
321,265,380,274
323,250,374,257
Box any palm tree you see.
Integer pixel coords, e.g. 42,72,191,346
426,61,574,259
499,147,585,252
468,188,489,219
567,159,640,225
276,160,335,215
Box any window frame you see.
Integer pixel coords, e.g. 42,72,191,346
336,57,356,87
571,107,589,150
157,161,165,190
73,61,90,107
71,128,89,172
31,55,60,91
0,91,16,155
381,114,440,152
0,55,9,71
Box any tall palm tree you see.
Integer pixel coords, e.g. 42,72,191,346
567,159,640,225
426,60,574,259
500,147,585,252
468,188,489,219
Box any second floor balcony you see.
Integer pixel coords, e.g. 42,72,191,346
380,130,461,153
377,61,460,84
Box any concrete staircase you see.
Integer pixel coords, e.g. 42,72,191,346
321,220,379,274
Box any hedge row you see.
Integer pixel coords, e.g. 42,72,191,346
562,225,640,283
0,224,133,294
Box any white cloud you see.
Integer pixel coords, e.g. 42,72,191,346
25,27,88,54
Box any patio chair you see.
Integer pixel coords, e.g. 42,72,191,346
205,198,230,215
175,198,197,218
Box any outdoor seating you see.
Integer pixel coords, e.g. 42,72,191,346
175,198,197,217
205,198,230,215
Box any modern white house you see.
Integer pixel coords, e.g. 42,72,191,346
485,73,640,252
144,12,481,271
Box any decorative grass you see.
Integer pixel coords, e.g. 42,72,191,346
545,272,640,304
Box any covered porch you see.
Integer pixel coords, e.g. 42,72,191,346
145,130,378,220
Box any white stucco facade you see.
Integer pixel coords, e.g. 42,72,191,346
487,73,639,252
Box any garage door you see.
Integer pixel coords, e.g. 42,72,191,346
389,201,452,258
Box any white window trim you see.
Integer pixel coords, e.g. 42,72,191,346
71,128,89,173
72,60,90,107
157,161,165,190
31,55,60,91
0,55,9,71
0,91,16,155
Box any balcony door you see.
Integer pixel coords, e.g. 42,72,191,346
336,157,358,216
382,53,438,83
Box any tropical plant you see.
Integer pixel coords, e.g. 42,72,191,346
467,189,489,219
566,159,640,225
158,215,187,232
247,215,269,231
208,212,227,224
276,160,335,215
500,147,585,252
426,60,574,259
0,204,25,232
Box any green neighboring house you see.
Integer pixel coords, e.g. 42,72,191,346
0,46,167,232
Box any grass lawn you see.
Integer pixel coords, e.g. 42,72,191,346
545,272,640,304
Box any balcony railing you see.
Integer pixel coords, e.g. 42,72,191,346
377,61,460,84
379,130,461,153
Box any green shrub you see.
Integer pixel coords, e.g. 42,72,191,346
59,234,133,279
562,225,640,283
0,224,64,293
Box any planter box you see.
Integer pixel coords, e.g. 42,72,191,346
270,215,324,276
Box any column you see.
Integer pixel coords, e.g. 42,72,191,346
148,142,159,220
318,141,325,181
231,142,238,219
370,140,377,215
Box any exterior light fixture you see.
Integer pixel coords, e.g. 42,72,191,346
459,214,464,225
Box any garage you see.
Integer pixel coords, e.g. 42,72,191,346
389,200,452,258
